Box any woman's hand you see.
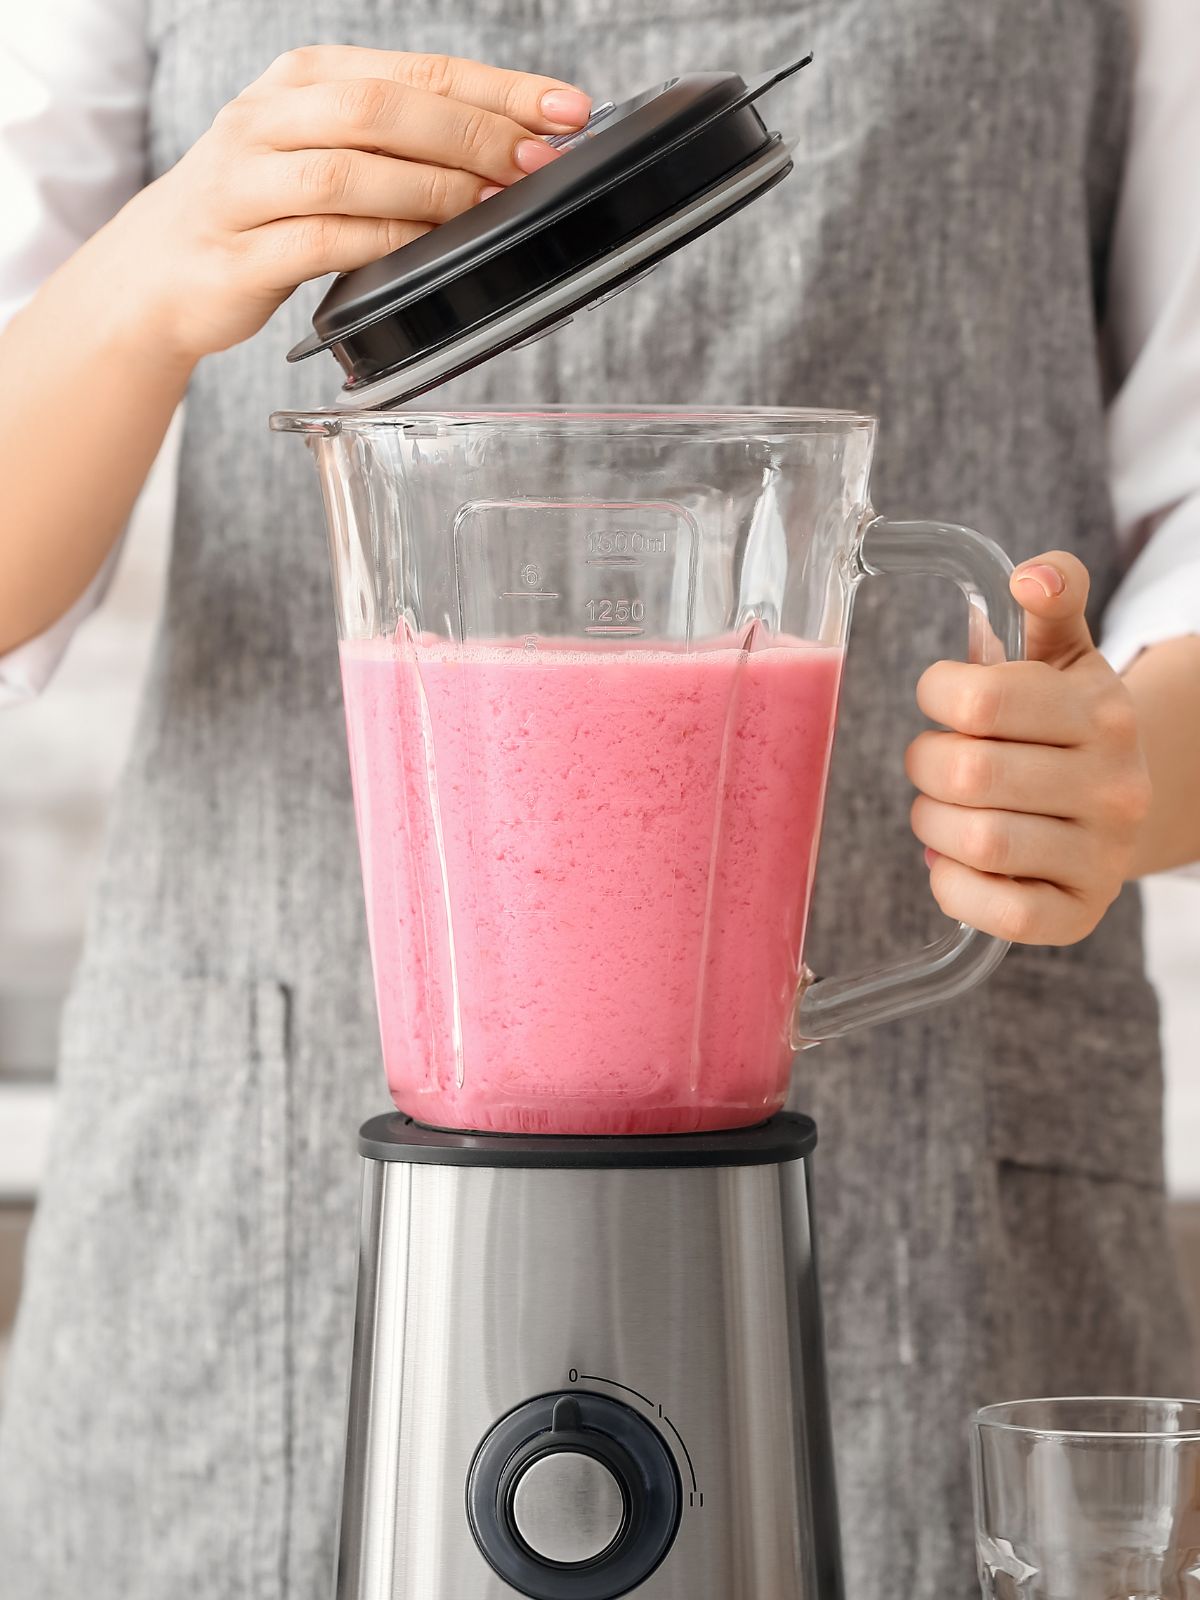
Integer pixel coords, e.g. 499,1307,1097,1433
906,551,1152,945
93,47,590,365
0,46,588,656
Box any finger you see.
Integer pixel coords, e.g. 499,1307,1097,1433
916,659,1090,746
259,46,591,133
250,214,431,285
245,79,556,184
1010,550,1095,668
925,853,1098,946
905,729,1092,818
910,795,1092,886
233,148,486,229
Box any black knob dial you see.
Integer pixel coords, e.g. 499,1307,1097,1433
467,1391,682,1599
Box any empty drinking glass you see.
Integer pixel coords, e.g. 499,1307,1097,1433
972,1397,1200,1599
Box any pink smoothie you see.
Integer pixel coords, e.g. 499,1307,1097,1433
340,635,843,1134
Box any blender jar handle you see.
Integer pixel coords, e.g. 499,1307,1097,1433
792,515,1025,1047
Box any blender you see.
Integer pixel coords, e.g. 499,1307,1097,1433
273,63,1022,1600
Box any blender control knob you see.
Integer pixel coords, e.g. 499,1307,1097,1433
467,1390,682,1599
509,1449,626,1564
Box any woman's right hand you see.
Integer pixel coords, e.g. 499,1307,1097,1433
97,47,591,367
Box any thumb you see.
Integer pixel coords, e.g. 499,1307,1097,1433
1010,551,1095,667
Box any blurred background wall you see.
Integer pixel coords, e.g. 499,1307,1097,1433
1,419,1198,1379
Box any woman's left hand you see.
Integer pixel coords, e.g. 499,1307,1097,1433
906,550,1151,946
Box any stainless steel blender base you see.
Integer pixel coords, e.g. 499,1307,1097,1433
335,1116,843,1599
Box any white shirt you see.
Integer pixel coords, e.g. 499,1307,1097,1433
1,0,1198,701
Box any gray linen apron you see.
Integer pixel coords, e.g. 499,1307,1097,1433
1,1,1192,1595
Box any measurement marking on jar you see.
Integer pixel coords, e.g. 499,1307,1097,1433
500,591,560,601
586,599,644,625
585,625,646,637
586,555,643,569
586,530,667,557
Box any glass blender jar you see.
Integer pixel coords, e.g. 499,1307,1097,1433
272,404,1020,1133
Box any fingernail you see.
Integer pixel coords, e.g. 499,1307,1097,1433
924,846,940,870
478,184,504,201
540,88,591,127
1015,562,1066,598
515,137,558,174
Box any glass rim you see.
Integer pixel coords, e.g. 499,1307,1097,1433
973,1396,1200,1442
269,404,878,436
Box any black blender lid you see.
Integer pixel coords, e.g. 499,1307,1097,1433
287,55,812,409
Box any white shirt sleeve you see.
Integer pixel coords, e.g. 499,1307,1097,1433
0,0,151,708
1100,0,1200,673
